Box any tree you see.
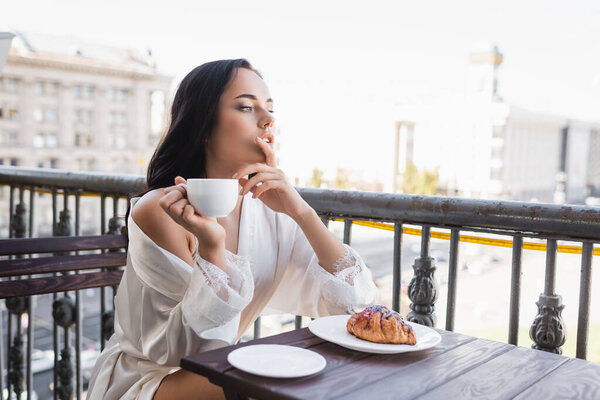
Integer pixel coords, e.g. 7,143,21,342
334,168,350,189
401,162,439,195
310,168,324,188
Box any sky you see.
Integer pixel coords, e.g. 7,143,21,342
4,0,600,187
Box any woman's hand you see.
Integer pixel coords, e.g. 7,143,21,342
233,136,312,221
158,176,226,255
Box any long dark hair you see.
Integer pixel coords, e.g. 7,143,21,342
125,58,263,224
148,59,263,190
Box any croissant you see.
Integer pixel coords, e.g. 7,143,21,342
346,305,417,345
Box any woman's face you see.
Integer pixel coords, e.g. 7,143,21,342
208,67,275,171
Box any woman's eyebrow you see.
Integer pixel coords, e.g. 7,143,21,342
234,93,274,103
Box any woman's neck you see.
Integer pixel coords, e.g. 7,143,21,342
204,163,237,179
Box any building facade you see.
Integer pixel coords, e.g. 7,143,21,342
0,30,172,175
393,45,600,204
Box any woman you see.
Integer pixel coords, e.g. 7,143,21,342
86,59,379,400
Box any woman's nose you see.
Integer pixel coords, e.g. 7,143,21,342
260,113,274,129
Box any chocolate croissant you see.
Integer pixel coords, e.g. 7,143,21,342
346,305,417,345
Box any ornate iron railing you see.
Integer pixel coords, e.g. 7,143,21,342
0,165,598,399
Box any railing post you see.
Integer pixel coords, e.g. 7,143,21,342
100,196,122,345
508,236,523,345
576,242,594,360
529,239,566,354
53,297,76,400
445,229,460,331
407,226,438,327
53,190,74,400
392,222,403,313
7,185,28,400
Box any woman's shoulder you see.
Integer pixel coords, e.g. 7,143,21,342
130,189,196,265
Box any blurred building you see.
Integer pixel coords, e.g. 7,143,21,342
393,45,600,203
0,30,173,175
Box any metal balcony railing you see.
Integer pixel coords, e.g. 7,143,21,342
0,165,598,400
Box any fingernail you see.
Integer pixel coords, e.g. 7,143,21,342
232,173,238,179
256,137,263,142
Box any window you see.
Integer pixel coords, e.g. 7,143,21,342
491,145,503,160
33,132,59,148
46,133,58,148
74,109,93,125
10,158,18,167
33,107,59,123
0,78,19,93
5,104,18,120
84,85,94,99
49,158,58,169
74,132,92,147
490,166,503,181
109,110,128,128
73,84,95,100
151,91,166,134
492,126,504,139
110,133,127,149
33,133,45,148
46,109,58,122
35,81,45,95
35,80,59,96
107,88,128,103
106,88,115,102
0,129,19,145
117,89,128,103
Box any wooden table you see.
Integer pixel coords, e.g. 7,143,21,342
181,327,600,400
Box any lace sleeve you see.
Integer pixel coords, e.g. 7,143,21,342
182,238,254,327
331,244,363,286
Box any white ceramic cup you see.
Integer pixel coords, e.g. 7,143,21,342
183,178,239,218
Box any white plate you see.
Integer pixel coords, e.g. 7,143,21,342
227,344,326,378
308,315,442,354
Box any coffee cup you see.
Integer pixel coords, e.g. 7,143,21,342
183,178,239,218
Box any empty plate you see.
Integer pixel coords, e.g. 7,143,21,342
227,344,326,378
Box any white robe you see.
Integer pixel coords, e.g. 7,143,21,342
86,193,379,399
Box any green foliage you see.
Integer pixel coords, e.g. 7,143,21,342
401,162,439,195
310,168,324,188
334,168,350,189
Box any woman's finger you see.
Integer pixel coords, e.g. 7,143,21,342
232,163,275,180
182,204,198,222
158,190,184,209
174,176,187,185
252,180,281,199
255,136,276,167
241,172,279,196
163,184,187,196
164,198,189,217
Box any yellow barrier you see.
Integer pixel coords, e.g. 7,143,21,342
331,218,600,257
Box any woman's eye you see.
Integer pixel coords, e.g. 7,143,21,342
239,106,275,114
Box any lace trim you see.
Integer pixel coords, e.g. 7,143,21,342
191,236,253,303
194,253,231,302
332,244,363,285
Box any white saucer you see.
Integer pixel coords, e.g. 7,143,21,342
227,344,326,378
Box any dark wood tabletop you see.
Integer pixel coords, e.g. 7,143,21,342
181,326,600,400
